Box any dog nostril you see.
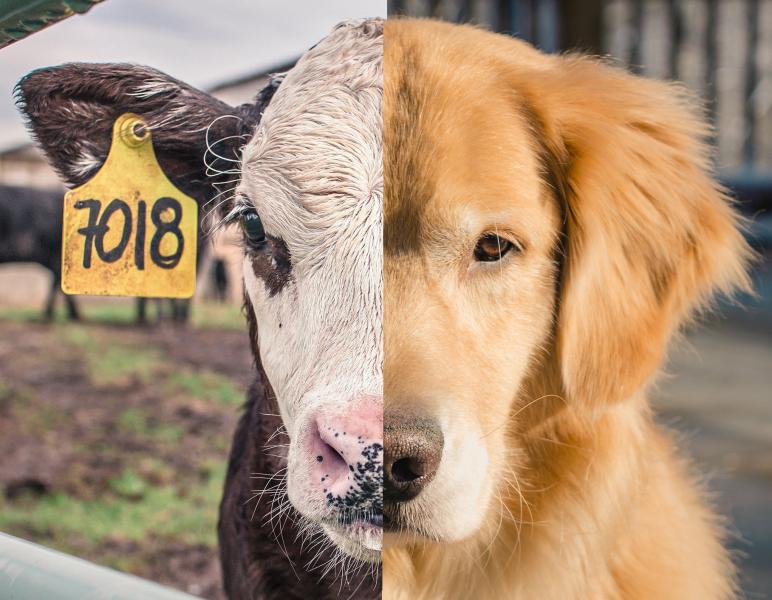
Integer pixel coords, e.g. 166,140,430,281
390,457,425,483
384,411,444,503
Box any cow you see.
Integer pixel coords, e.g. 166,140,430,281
0,183,80,320
16,18,383,599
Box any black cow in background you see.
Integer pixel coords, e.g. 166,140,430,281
135,230,209,324
136,297,187,324
0,183,80,320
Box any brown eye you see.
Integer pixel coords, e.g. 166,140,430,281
474,234,516,262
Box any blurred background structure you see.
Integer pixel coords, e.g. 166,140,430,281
388,1,772,179
0,2,384,599
390,1,772,597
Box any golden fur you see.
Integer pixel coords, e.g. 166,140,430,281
383,19,753,600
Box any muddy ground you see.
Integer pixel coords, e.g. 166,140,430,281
0,309,254,599
1,261,771,599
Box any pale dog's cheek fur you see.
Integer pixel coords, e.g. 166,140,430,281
393,261,559,542
415,417,491,541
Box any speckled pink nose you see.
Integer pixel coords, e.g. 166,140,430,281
307,396,383,510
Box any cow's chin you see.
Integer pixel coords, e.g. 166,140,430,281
286,482,383,563
323,522,383,562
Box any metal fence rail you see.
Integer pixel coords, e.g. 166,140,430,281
0,532,202,600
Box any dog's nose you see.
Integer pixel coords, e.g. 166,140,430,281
308,396,383,508
384,411,443,502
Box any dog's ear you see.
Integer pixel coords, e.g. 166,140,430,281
15,63,280,213
521,56,753,408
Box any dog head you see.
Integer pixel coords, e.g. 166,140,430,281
383,19,751,546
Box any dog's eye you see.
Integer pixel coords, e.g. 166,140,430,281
240,208,266,248
474,234,516,262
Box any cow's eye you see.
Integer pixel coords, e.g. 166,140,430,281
474,233,517,262
240,209,266,247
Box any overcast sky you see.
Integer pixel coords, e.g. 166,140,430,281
0,0,385,151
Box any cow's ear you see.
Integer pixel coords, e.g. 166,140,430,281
15,63,279,214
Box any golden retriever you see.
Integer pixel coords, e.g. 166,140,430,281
383,18,752,600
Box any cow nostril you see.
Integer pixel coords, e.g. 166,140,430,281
390,457,424,483
320,438,347,469
309,400,383,510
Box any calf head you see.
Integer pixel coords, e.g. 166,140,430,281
17,18,384,563
234,19,383,561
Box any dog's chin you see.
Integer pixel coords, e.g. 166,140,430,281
382,515,448,546
383,514,484,548
324,522,383,562
384,483,494,547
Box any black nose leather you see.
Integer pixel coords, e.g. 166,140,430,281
384,411,444,502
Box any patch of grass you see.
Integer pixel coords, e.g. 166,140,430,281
82,301,136,325
0,315,243,586
0,299,245,330
116,407,146,433
0,460,227,552
64,327,160,386
109,469,149,500
15,401,59,435
135,457,176,487
93,345,160,386
192,302,245,330
3,385,59,435
117,407,185,444
0,306,48,322
0,376,11,402
167,369,243,407
0,301,137,324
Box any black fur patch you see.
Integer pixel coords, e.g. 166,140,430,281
249,235,293,297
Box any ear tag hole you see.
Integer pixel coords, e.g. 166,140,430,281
119,116,150,147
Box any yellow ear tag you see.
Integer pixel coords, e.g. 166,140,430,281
61,113,197,298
